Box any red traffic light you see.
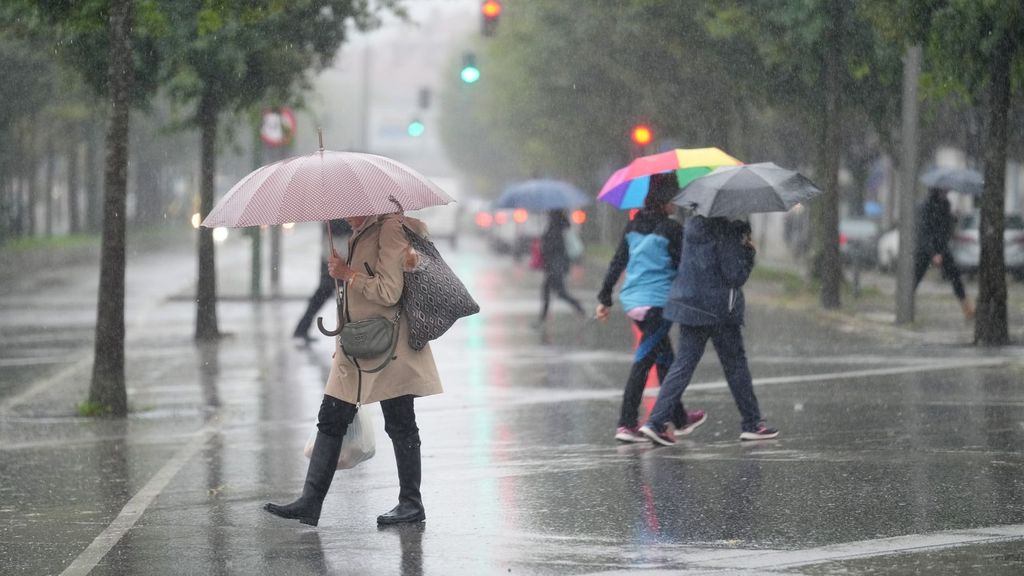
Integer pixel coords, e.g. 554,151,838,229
631,124,653,146
482,0,502,19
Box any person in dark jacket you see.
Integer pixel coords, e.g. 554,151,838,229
640,215,778,445
913,188,974,320
596,174,705,442
293,219,353,342
537,209,585,324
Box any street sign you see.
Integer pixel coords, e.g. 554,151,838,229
260,107,296,147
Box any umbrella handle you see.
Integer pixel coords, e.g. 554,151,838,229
316,316,341,337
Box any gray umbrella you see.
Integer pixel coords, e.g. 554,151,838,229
673,162,823,218
919,166,983,195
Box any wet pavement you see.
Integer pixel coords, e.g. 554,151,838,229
2,226,1024,575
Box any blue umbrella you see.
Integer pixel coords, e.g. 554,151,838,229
919,166,983,196
493,179,590,212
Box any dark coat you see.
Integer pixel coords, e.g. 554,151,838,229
540,213,571,276
915,191,955,255
664,216,756,326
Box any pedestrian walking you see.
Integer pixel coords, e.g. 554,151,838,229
913,187,975,320
293,219,352,342
639,215,778,445
265,212,443,526
536,208,585,325
596,174,705,443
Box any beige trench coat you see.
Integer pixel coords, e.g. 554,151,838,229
324,213,443,405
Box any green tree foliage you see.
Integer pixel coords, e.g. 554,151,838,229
153,0,398,341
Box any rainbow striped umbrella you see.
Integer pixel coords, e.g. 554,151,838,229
598,147,742,210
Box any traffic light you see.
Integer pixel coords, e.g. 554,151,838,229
460,52,480,84
407,119,425,138
417,87,432,110
481,0,502,37
631,124,653,146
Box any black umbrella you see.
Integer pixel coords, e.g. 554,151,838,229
673,162,823,218
919,166,983,195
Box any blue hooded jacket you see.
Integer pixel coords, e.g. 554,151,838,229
597,208,683,311
664,216,755,326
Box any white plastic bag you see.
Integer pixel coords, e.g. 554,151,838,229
303,407,376,470
564,228,584,262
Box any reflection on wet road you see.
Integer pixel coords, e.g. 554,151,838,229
2,232,1023,575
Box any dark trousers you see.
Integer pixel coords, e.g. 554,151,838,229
540,272,584,320
619,308,686,428
648,323,762,433
295,262,336,337
913,248,966,301
319,394,419,442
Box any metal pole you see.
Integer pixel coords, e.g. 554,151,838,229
895,45,922,324
250,118,262,301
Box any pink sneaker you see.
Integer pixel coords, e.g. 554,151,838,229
675,410,707,436
615,426,646,443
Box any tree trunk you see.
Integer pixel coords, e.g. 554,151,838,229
68,133,81,234
88,0,133,416
44,133,55,237
819,0,844,309
973,32,1014,346
86,112,104,233
195,94,220,341
24,124,38,237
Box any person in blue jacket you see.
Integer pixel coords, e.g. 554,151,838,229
640,215,778,445
597,174,706,443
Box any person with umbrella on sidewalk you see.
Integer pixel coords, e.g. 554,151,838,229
639,163,822,445
912,187,975,320
595,173,706,443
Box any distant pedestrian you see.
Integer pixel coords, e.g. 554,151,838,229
640,215,778,445
266,212,442,527
913,187,974,320
536,208,585,325
293,219,353,342
596,174,705,443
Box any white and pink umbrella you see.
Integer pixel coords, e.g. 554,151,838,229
201,146,453,228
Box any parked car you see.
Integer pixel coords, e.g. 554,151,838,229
952,211,1024,281
876,225,900,272
839,217,881,268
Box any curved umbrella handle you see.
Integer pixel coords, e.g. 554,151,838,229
316,316,341,337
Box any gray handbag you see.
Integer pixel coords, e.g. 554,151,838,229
401,225,480,350
340,286,400,374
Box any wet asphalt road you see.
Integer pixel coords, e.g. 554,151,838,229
2,226,1023,575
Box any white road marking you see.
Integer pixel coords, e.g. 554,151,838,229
0,354,91,414
59,421,218,576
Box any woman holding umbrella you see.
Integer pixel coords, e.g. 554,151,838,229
536,208,586,325
264,211,443,526
596,174,706,442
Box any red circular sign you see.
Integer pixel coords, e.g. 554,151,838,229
260,107,296,147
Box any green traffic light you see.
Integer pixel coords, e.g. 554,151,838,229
407,120,425,137
460,66,480,84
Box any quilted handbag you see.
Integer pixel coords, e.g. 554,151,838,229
401,225,480,350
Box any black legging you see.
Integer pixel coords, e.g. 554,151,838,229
317,393,418,443
913,248,966,301
540,272,584,320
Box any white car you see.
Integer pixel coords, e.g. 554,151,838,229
876,226,900,272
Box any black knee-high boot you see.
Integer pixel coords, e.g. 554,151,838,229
377,432,425,525
265,396,353,527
